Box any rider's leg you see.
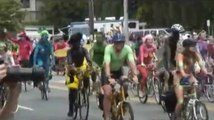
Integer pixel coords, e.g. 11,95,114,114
102,84,112,120
101,70,112,120
189,76,198,98
137,65,148,93
68,89,77,117
173,73,184,118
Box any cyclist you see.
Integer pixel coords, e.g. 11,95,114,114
173,39,207,119
65,32,92,118
102,32,138,120
196,31,208,61
90,32,106,91
137,34,158,95
33,30,54,92
159,24,185,92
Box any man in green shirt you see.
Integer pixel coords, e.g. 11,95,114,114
90,32,106,83
101,32,138,120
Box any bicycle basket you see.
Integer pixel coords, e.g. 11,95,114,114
161,91,177,113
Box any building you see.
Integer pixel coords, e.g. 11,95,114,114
20,0,44,22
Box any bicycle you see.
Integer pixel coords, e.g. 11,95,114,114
197,74,214,103
128,70,138,97
166,82,209,120
110,78,134,120
89,65,101,95
137,66,161,104
40,81,48,101
72,66,92,120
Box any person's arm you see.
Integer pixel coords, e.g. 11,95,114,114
196,53,207,74
0,64,20,119
139,45,145,66
103,45,111,78
6,34,19,44
176,53,188,77
83,47,92,65
126,46,138,76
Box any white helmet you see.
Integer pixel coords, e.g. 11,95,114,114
171,24,185,33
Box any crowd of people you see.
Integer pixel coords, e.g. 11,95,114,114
0,24,214,120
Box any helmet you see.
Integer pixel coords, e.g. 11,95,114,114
40,30,49,37
112,32,125,43
171,24,185,33
182,39,197,48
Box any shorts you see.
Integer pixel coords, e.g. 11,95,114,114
100,68,123,86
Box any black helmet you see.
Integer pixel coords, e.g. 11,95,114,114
68,32,82,45
182,39,197,48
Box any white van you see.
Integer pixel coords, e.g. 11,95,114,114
132,28,170,37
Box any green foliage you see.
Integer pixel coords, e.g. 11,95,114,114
40,0,88,28
0,0,25,32
39,0,214,29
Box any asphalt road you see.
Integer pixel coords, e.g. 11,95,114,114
2,75,214,120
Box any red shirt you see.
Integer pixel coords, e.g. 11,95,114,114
54,42,67,50
138,44,156,64
9,38,32,60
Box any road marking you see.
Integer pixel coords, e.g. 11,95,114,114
49,85,67,91
18,105,34,111
49,84,214,112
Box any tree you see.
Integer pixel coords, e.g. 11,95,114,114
0,0,25,34
40,0,88,28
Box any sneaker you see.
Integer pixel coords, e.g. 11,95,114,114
67,111,73,118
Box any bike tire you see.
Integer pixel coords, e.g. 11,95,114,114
79,89,89,120
137,83,148,104
205,85,214,103
130,82,138,97
118,102,134,120
41,82,48,101
194,101,209,120
73,92,79,120
153,78,161,104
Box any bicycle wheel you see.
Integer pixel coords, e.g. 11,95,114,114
117,102,134,120
79,89,89,120
41,82,48,101
153,78,161,104
137,83,148,104
194,101,209,120
73,91,79,120
130,82,138,97
147,75,155,97
205,85,214,103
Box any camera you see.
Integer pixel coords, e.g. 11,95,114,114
0,59,45,83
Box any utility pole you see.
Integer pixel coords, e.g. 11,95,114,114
124,0,129,43
89,0,95,40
